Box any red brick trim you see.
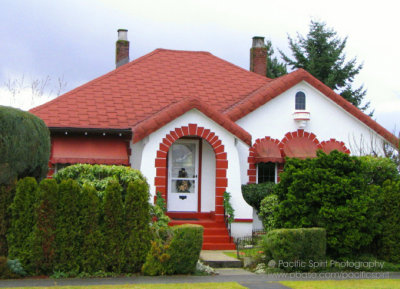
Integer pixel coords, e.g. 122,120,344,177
233,218,253,223
320,138,351,154
247,137,281,184
132,97,252,146
247,131,351,184
154,124,228,221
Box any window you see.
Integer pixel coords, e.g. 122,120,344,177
295,91,306,110
257,162,276,183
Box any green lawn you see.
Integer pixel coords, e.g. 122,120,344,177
281,279,400,289
1,282,246,289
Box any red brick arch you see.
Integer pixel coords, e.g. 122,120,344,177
154,123,228,220
247,137,282,184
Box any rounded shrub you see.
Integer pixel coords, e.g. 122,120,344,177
262,228,326,272
0,106,50,185
166,224,204,274
242,182,276,212
259,194,279,231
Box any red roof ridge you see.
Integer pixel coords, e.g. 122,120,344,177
154,48,212,54
132,96,252,146
226,68,399,147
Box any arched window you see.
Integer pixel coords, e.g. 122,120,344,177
295,91,306,110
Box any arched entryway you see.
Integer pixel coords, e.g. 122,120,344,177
154,123,228,221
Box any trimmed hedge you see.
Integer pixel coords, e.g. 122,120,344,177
0,106,50,185
142,224,204,275
378,180,400,263
275,151,387,257
242,182,276,212
32,179,59,274
263,228,326,272
0,256,11,279
80,184,104,273
0,184,15,256
124,179,151,272
103,180,125,273
7,177,39,273
55,179,82,272
166,224,204,274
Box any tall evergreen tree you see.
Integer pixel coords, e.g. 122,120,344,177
103,180,125,272
54,179,82,272
124,180,151,272
266,39,287,79
80,184,105,273
32,179,59,274
280,20,370,113
7,177,39,273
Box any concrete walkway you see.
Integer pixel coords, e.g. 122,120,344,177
200,250,242,268
1,270,400,289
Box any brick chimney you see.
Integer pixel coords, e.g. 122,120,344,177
250,36,267,76
116,29,129,68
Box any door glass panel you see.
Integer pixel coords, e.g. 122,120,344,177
171,144,195,172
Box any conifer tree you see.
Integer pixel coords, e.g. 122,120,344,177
280,20,370,112
266,39,287,79
54,179,82,272
80,184,105,273
124,179,151,272
103,180,125,272
32,179,58,274
7,177,39,273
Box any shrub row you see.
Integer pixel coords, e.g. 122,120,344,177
7,176,151,275
263,228,326,272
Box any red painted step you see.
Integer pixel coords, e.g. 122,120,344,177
167,212,235,250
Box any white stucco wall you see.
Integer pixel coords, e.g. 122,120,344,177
138,109,253,221
237,81,386,153
236,81,387,182
130,138,146,170
201,139,215,212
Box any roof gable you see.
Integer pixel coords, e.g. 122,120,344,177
225,69,398,146
132,97,252,146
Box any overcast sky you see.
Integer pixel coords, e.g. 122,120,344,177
1,0,399,133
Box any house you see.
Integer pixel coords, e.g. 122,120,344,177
30,30,398,249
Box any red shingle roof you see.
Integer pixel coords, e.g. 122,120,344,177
30,49,398,147
30,49,269,131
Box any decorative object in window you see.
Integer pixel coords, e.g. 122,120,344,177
295,91,306,110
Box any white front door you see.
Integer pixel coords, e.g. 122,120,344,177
167,139,199,212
